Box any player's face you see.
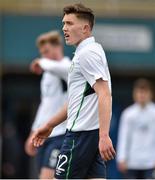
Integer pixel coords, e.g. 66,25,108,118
39,43,62,60
133,89,152,105
62,14,87,46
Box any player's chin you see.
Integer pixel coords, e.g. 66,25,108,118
65,40,73,45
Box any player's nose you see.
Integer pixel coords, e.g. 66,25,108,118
62,24,67,32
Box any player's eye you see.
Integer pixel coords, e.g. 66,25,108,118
65,21,73,26
68,21,73,25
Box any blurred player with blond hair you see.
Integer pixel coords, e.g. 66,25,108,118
25,31,71,179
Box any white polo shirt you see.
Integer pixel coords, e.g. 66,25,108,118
117,102,155,169
39,57,71,82
67,36,111,132
32,57,71,137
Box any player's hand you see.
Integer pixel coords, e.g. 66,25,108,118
31,124,53,147
25,133,37,156
99,134,116,161
30,58,43,75
117,161,127,173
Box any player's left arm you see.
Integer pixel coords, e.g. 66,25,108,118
79,49,116,161
93,79,116,161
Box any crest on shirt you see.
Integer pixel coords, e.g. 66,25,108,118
69,61,74,73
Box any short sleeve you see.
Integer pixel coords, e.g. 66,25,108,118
39,57,71,82
79,50,109,87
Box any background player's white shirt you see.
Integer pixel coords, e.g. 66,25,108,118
117,102,155,169
39,57,71,82
32,57,71,137
67,36,111,132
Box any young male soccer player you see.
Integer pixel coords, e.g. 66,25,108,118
25,31,71,179
31,4,115,179
117,79,155,179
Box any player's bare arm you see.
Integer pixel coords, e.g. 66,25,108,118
93,79,116,161
31,103,67,147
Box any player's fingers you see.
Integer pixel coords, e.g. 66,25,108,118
34,137,40,147
36,138,43,147
35,139,40,147
39,136,47,146
104,146,115,161
33,137,37,147
37,136,47,146
39,139,45,146
110,146,116,156
37,138,44,147
32,130,42,142
105,150,112,161
107,149,114,160
102,151,109,161
100,152,106,161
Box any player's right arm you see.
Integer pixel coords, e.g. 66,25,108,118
31,103,67,147
38,57,71,81
30,57,71,81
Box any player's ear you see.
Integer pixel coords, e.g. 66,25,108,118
83,24,90,34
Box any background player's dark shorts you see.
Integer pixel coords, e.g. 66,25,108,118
37,134,64,170
55,129,106,179
125,169,155,179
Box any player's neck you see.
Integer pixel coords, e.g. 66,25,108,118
138,101,150,108
76,33,92,47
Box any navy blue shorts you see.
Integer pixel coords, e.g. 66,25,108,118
125,169,155,179
55,129,106,179
37,134,64,170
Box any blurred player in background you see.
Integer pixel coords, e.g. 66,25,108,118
117,79,155,179
25,31,71,179
31,3,115,179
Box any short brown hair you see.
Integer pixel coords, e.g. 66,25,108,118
134,78,153,92
36,31,62,48
63,3,94,30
